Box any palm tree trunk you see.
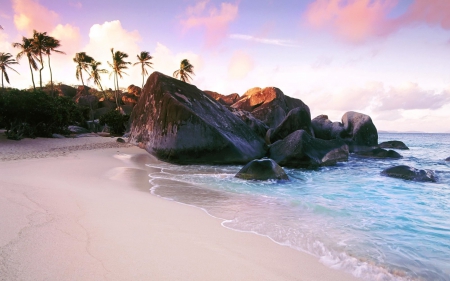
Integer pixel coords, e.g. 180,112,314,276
80,70,87,95
28,58,36,91
1,71,4,89
114,72,119,108
48,54,54,97
39,52,44,89
98,81,107,100
141,65,145,88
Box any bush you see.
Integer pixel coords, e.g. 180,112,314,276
99,110,129,135
0,88,85,139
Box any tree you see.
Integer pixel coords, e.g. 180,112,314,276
173,59,195,83
108,48,130,107
31,30,50,89
134,51,153,88
0,52,19,89
12,37,39,90
88,60,108,99
73,52,94,92
45,36,65,96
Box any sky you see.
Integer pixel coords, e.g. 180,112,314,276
1,0,450,133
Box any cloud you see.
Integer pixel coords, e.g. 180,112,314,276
50,24,81,56
311,56,333,69
227,50,254,80
82,21,142,89
152,42,203,80
180,0,239,47
229,34,299,47
12,0,59,35
69,1,82,9
374,82,450,111
303,0,450,43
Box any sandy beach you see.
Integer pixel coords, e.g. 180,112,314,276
0,136,360,281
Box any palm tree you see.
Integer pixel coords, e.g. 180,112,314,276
12,37,39,90
45,36,65,96
173,59,195,83
0,52,19,89
73,52,94,93
108,48,130,107
88,60,108,99
134,51,153,88
31,30,50,89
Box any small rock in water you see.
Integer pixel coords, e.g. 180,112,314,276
379,140,409,150
445,157,450,162
116,138,125,143
381,165,437,183
355,148,402,159
235,158,289,181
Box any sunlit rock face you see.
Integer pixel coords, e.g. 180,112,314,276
128,72,267,164
231,87,310,128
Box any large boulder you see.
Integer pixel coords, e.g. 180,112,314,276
311,115,345,140
231,87,310,128
56,84,77,98
235,158,289,181
127,84,142,97
355,148,402,159
379,141,409,150
204,91,240,106
268,107,314,144
121,93,139,106
312,112,378,151
381,165,437,183
269,130,349,168
128,72,267,164
98,99,117,109
228,108,268,138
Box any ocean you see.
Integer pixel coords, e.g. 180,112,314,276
145,133,450,281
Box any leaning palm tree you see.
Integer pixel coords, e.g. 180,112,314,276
173,59,195,83
134,51,153,88
31,30,50,89
73,52,94,93
0,52,19,89
45,36,65,96
88,60,108,99
12,37,39,90
108,48,130,107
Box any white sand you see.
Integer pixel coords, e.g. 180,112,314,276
0,137,360,281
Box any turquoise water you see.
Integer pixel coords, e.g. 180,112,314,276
146,133,450,281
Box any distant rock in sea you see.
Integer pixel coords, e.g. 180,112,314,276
235,158,289,181
230,87,310,128
379,141,409,150
269,130,349,168
128,72,266,164
381,165,437,183
312,112,378,152
355,148,402,159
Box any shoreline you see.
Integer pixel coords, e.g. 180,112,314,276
0,137,360,280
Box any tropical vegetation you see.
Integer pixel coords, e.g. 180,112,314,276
134,51,153,88
108,48,131,107
0,52,19,89
173,59,195,83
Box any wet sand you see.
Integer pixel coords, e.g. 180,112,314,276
0,137,360,280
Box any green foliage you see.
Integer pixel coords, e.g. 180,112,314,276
0,88,85,139
99,110,129,135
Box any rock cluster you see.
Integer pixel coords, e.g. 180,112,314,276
381,165,437,183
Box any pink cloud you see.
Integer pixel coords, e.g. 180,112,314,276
12,0,59,35
303,0,450,43
227,50,254,80
181,0,239,47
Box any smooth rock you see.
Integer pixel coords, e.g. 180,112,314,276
68,125,90,134
269,107,314,144
52,133,65,139
229,108,268,138
204,91,240,106
55,84,77,98
127,84,142,96
116,137,126,143
381,165,437,183
128,72,266,164
355,148,402,159
311,115,345,140
231,87,310,128
446,157,450,161
269,130,349,168
235,158,289,181
379,141,409,150
121,93,139,106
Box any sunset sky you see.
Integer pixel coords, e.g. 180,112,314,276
1,0,450,132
